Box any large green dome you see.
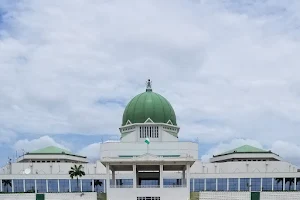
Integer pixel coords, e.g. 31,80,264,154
122,80,177,126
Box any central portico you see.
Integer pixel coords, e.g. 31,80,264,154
100,80,198,200
101,154,195,200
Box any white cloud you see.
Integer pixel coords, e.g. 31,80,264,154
77,143,101,162
0,0,300,149
13,135,69,154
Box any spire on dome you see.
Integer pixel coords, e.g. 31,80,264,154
146,79,152,92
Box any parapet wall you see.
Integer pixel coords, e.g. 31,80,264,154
0,192,97,200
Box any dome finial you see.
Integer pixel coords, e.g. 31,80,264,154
146,79,152,92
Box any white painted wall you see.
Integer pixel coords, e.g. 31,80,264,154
199,192,250,200
46,192,97,200
0,193,35,200
100,141,198,159
108,188,189,200
260,192,300,200
0,193,97,200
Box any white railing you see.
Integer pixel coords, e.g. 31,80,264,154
137,185,160,188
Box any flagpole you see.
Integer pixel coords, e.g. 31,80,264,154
147,143,149,154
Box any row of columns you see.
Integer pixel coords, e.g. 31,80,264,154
106,164,191,190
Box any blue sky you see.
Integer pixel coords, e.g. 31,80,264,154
1,0,300,166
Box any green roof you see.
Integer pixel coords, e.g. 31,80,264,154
30,146,72,154
122,80,177,126
214,145,270,157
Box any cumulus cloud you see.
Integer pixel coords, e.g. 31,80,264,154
0,0,300,161
13,135,69,153
77,143,101,162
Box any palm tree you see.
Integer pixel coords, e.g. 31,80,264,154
2,180,11,193
91,180,103,191
69,164,85,192
275,178,295,191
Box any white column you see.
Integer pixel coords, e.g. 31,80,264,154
34,180,37,193
23,179,25,192
106,164,110,191
271,178,274,191
186,164,190,191
249,178,251,191
193,179,195,192
57,179,60,193
112,170,116,187
80,180,83,192
204,179,206,191
0,179,2,192
227,178,229,191
294,177,297,191
68,179,71,192
104,179,106,192
283,178,285,191
133,164,137,188
160,164,163,188
216,178,218,191
11,180,14,192
182,169,186,186
46,179,49,193
92,179,95,192
260,178,263,191
238,178,240,191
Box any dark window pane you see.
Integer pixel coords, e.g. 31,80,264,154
82,179,92,192
71,179,81,192
262,178,272,191
274,178,283,191
25,180,35,193
240,178,250,191
217,178,227,191
194,179,204,192
48,179,58,193
285,178,295,191
59,179,69,192
206,179,216,191
229,178,238,191
94,179,105,192
13,179,24,192
251,178,261,191
2,180,12,193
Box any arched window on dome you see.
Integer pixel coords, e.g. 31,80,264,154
139,126,159,138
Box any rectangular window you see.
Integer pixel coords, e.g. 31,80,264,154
140,126,159,138
70,179,81,192
274,178,283,191
229,178,238,191
59,179,69,192
194,179,205,191
25,179,35,193
13,179,24,192
262,178,272,191
206,179,216,191
94,179,105,192
251,178,261,191
240,178,250,191
217,178,227,191
285,178,295,191
2,180,12,192
36,179,47,193
48,179,58,192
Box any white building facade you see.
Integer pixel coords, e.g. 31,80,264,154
1,80,300,200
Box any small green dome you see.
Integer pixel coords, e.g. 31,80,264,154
122,80,177,126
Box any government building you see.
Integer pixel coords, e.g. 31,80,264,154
1,80,300,200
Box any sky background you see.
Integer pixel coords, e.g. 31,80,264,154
1,0,300,166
